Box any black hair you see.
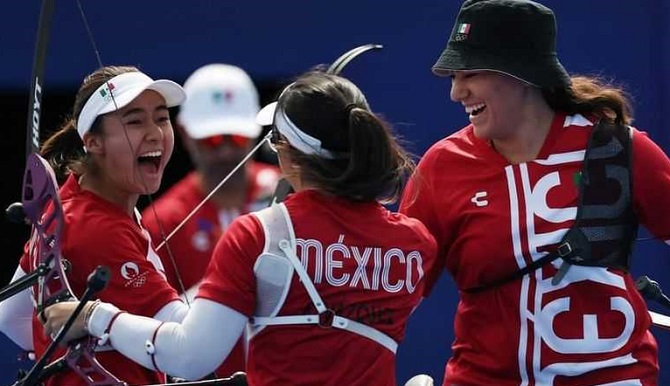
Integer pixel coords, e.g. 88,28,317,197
276,71,415,203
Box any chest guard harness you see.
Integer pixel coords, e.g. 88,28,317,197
465,121,638,293
247,203,398,353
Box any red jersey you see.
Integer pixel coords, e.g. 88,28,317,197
20,174,180,386
400,113,670,385
198,189,437,386
141,161,279,377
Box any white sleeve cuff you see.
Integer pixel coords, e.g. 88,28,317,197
87,302,121,337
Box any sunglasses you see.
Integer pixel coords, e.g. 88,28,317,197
268,126,282,153
197,134,250,149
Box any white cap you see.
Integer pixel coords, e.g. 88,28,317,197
178,64,261,139
77,71,186,138
255,101,278,126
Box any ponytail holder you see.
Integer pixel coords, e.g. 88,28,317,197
345,103,358,114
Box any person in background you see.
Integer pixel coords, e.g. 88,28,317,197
43,71,437,386
0,65,187,385
400,0,670,385
144,63,280,298
142,64,280,377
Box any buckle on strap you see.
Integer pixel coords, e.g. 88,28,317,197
318,309,336,329
557,242,572,257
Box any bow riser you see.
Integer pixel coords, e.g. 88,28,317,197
22,155,71,310
20,154,125,386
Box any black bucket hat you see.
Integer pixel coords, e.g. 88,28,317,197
432,0,571,89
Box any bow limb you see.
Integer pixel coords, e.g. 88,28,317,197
325,43,383,75
649,310,670,330
25,0,53,159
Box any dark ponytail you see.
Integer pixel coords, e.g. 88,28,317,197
337,107,414,203
41,118,86,184
279,72,415,203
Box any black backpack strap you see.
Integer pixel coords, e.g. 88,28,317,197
462,121,636,294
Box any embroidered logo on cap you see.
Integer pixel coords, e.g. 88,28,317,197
454,23,472,42
213,90,234,104
98,82,116,101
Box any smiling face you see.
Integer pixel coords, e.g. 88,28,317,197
449,70,534,141
83,89,174,199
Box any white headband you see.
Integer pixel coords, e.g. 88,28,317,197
273,106,342,159
76,72,186,138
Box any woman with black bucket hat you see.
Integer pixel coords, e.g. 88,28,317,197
401,0,670,385
41,71,438,386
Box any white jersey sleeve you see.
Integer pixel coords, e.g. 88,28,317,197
88,298,246,380
0,266,35,350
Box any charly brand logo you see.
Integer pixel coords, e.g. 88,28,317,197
121,262,148,288
453,22,471,41
470,191,489,207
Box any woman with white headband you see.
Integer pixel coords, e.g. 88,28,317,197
41,71,438,385
0,65,188,385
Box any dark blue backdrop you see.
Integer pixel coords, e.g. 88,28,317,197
1,0,668,384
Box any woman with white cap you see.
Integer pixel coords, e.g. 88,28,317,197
400,0,670,385
41,71,437,386
0,65,188,385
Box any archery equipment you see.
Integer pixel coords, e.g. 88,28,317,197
17,266,111,386
636,275,670,330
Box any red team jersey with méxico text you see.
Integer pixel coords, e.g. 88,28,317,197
142,162,280,291
401,113,670,386
141,161,279,377
20,174,180,386
198,189,438,386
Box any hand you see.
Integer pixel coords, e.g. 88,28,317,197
42,301,95,344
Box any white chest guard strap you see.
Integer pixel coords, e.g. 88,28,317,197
250,203,398,353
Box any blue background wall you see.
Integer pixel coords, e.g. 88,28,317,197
0,0,668,384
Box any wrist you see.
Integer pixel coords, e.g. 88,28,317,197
82,299,101,334
86,302,121,337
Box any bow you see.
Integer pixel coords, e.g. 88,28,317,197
635,275,670,330
15,155,122,386
7,0,127,384
13,0,249,382
11,0,188,383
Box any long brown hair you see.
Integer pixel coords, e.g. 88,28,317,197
542,75,634,125
41,65,140,183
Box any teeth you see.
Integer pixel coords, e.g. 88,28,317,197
139,151,162,157
465,103,486,114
